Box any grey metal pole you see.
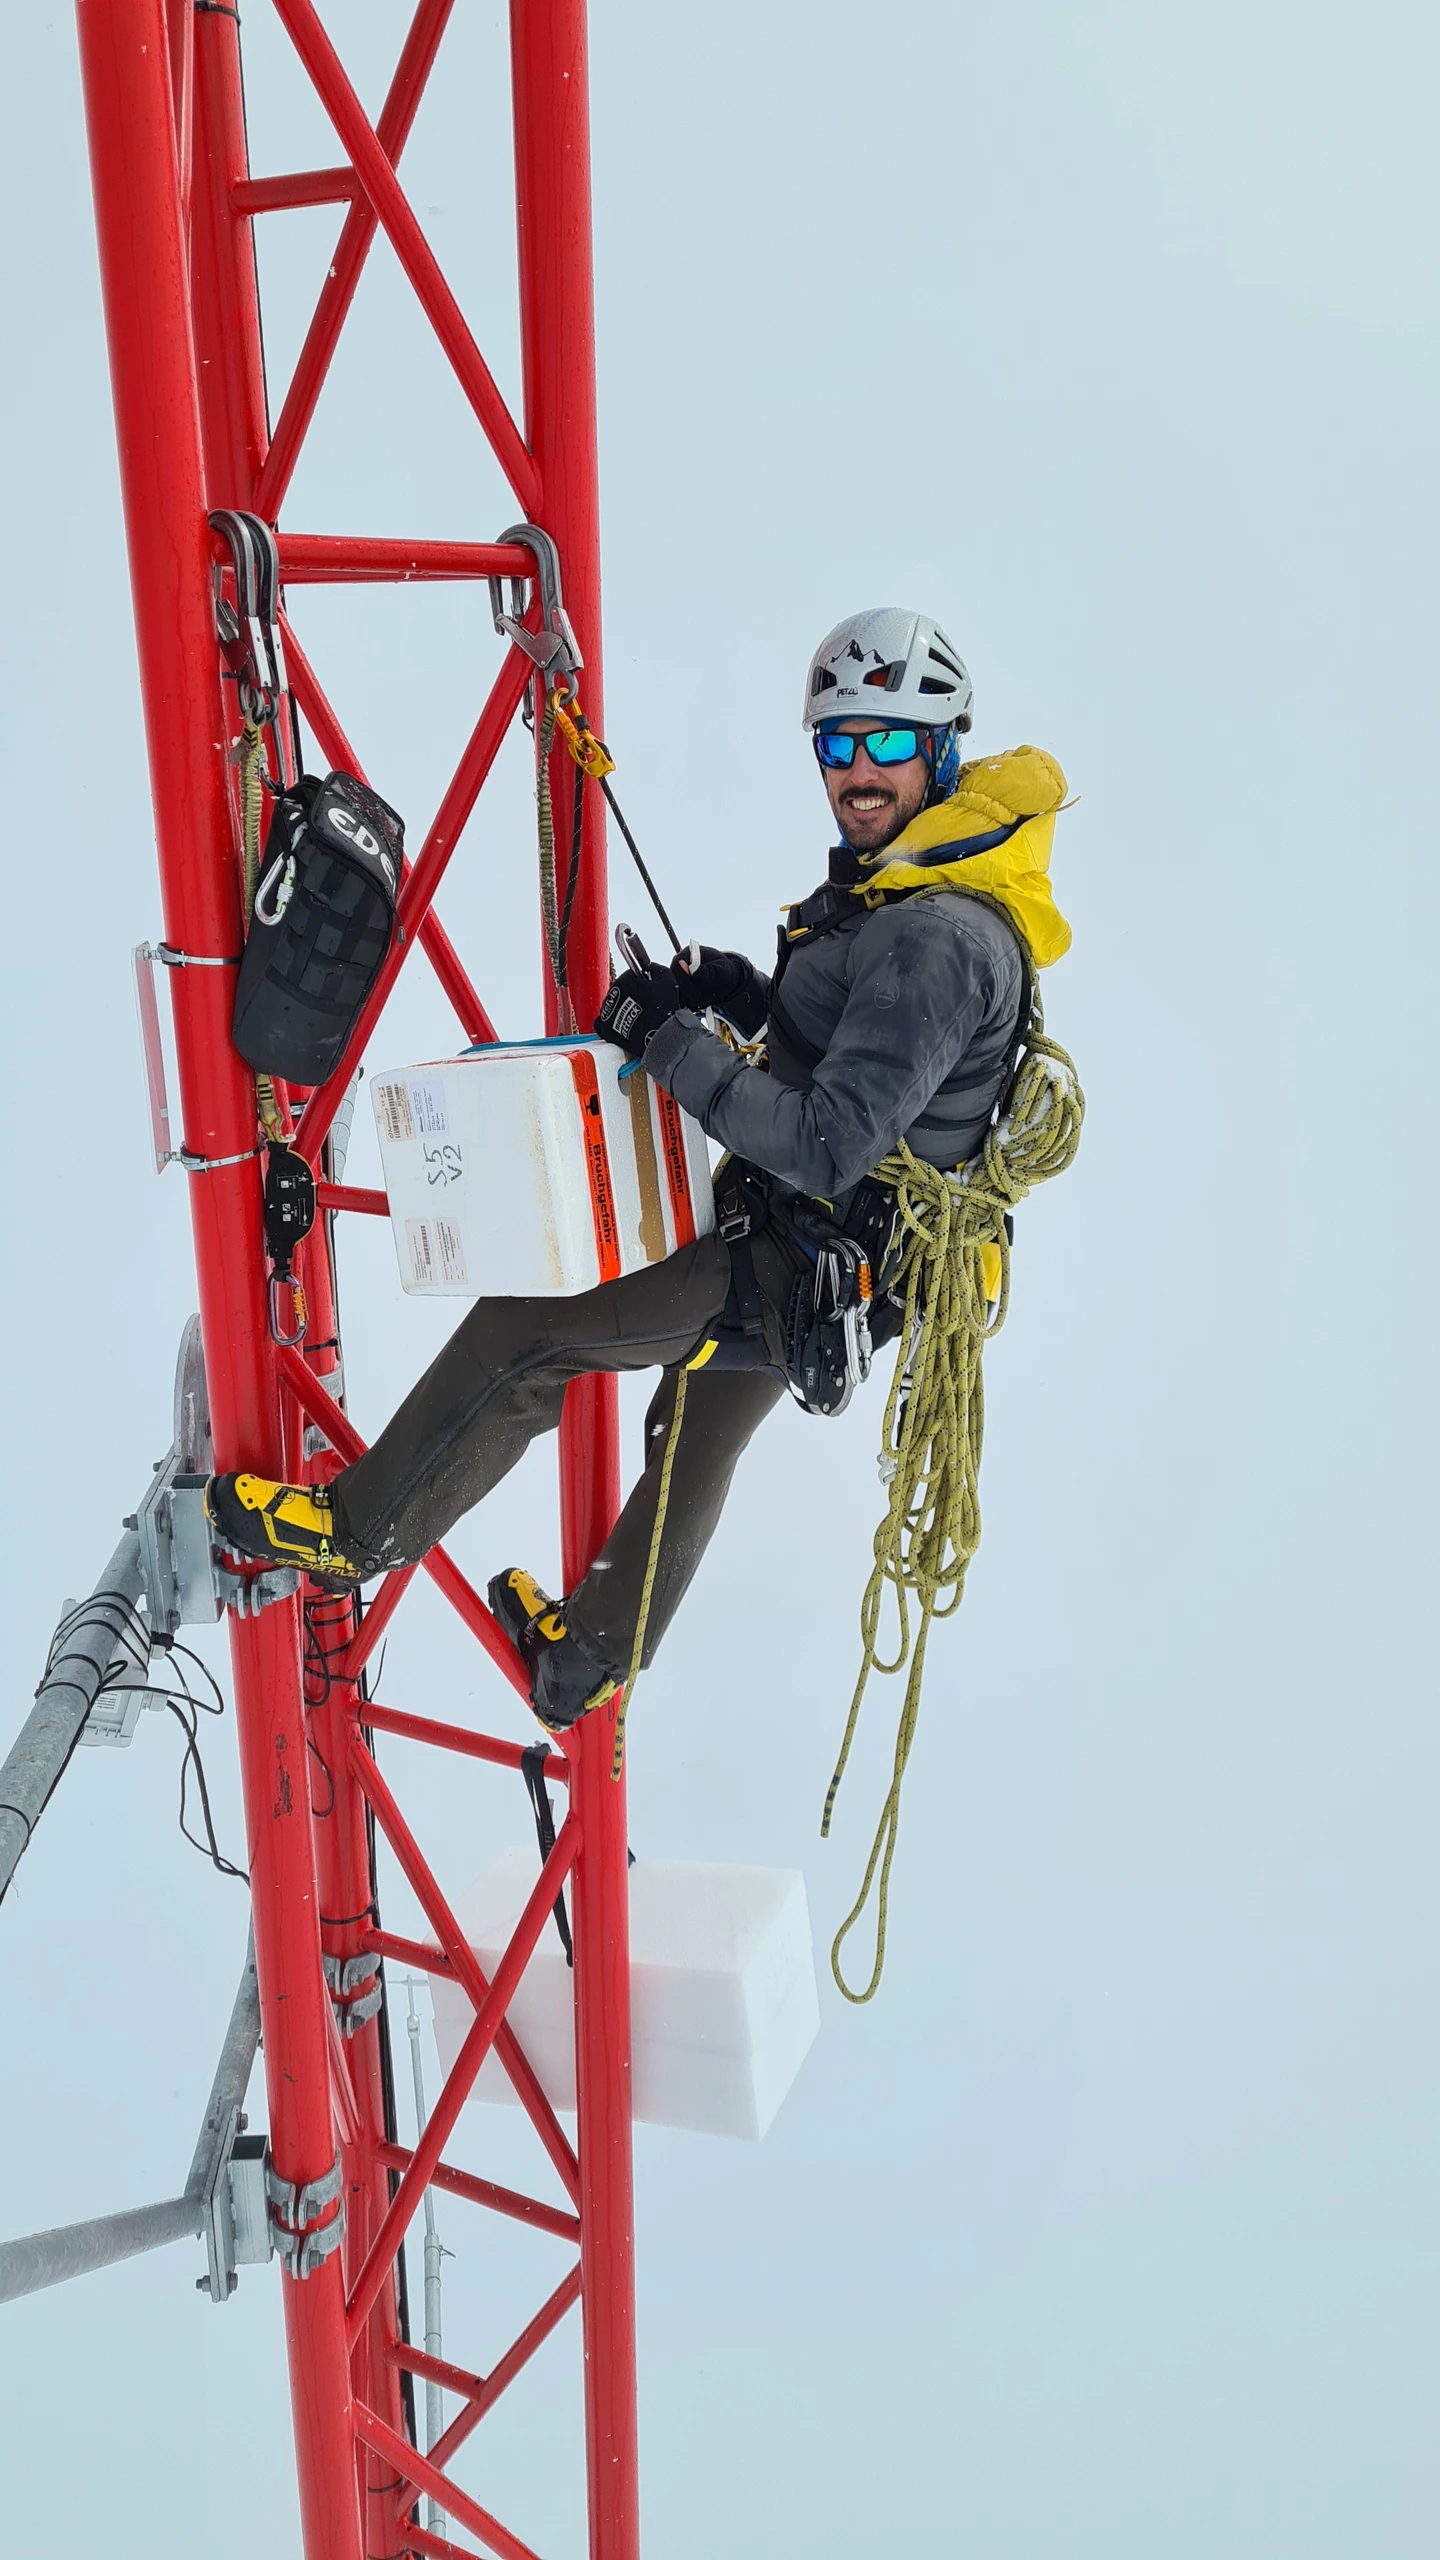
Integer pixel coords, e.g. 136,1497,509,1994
0,1530,145,1901
0,2198,200,2304
186,1926,260,2200
406,1983,445,2533
0,1933,260,2308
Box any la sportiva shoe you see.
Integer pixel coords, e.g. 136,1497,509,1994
206,1473,364,1587
487,1566,622,1732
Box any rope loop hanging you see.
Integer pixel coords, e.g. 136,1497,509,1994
824,976,1085,2003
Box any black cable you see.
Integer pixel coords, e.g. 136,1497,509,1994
306,1735,336,1817
598,772,685,956
8,1589,157,1884
162,1686,247,1882
302,1610,335,1709
37,1588,149,1695
521,1743,574,1967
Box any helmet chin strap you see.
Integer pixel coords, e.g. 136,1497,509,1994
921,720,961,808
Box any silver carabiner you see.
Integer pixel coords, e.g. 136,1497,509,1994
488,522,583,689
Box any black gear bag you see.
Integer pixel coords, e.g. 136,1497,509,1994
232,771,403,1086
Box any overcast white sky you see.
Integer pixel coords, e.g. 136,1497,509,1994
2,3,1438,2554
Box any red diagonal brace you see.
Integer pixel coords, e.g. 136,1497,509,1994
429,2265,583,2474
348,1733,572,2167
338,1566,415,1680
255,0,457,518
352,2404,544,2560
373,2143,580,2243
277,1351,527,1697
344,1801,581,2339
271,0,540,513
293,639,531,1159
361,1698,570,1783
280,614,498,1046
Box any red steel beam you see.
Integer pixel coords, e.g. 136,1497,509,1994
293,640,531,1158
75,9,364,2556
185,12,413,2504
255,0,457,519
279,535,535,583
510,9,640,2555
359,1698,569,1782
278,1349,529,1695
232,165,356,213
347,1731,578,2166
427,2264,584,2469
339,1566,417,1680
345,1807,583,2338
364,1930,455,1981
280,615,500,1049
315,1182,389,1219
353,2406,544,2560
374,2145,580,2244
271,0,539,513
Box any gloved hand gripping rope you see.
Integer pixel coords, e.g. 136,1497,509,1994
823,987,1084,2003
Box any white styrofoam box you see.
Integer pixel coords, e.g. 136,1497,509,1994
370,1037,714,1297
431,1851,820,2142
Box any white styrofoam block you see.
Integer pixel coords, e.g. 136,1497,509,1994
370,1037,713,1298
431,1852,821,2142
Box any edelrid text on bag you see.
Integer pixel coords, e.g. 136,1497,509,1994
232,771,402,1085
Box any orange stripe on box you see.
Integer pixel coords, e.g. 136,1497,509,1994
569,1050,622,1283
653,1087,696,1249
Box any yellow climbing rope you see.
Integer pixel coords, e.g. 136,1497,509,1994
533,689,564,998
235,716,267,925
823,989,1085,2002
610,1364,690,1780
233,717,290,1147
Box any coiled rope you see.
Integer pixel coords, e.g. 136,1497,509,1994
823,980,1084,2002
234,717,289,1148
236,716,267,925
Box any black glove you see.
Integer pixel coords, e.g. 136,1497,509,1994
676,944,772,1038
593,963,688,1062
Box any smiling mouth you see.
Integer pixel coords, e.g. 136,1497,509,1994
840,787,895,815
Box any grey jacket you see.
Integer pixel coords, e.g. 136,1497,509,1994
642,878,1028,1204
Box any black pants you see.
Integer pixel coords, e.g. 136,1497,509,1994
331,1233,789,1670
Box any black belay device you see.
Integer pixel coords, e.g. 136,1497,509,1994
232,771,403,1087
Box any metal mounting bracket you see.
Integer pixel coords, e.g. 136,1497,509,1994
265,2153,346,2280
323,1952,383,2036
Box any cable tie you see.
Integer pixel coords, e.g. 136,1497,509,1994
150,943,242,969
170,1143,264,1174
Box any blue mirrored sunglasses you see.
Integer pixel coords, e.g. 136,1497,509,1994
813,725,927,771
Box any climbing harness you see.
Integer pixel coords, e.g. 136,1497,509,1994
822,959,1084,2003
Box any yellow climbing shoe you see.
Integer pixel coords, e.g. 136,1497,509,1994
487,1566,621,1732
206,1473,363,1586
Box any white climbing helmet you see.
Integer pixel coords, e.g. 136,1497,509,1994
802,607,973,734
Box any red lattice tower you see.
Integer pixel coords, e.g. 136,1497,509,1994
76,5,636,2553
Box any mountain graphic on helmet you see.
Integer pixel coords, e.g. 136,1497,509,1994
804,607,974,734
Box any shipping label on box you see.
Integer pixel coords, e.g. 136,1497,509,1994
371,1037,714,1298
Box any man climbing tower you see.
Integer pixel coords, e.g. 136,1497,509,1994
208,607,1073,1732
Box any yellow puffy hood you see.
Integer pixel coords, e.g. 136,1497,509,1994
857,743,1072,968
